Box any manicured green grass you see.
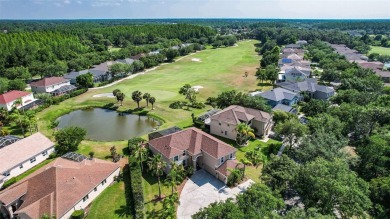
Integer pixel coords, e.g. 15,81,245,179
87,182,132,219
142,172,171,218
109,46,122,52
369,46,390,55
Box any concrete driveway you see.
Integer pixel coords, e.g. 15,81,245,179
177,170,254,219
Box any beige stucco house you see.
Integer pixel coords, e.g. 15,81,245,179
148,127,239,184
210,105,273,141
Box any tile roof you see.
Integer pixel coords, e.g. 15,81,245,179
0,132,54,174
30,77,69,87
0,90,31,104
0,157,119,218
215,160,243,177
148,127,236,159
257,88,298,102
211,105,272,126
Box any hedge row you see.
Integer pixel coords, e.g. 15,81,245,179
1,177,16,190
129,156,144,219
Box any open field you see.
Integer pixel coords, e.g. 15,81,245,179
36,40,265,160
369,46,390,55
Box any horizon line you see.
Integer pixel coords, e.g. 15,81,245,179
1,18,390,21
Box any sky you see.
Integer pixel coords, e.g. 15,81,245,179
0,0,389,20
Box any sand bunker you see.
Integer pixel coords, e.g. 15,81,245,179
192,85,204,92
92,93,115,98
191,58,201,62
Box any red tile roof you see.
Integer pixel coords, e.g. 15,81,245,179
148,127,236,159
30,77,69,87
0,158,119,219
0,90,31,104
216,160,244,177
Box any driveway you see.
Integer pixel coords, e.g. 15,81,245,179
177,170,254,219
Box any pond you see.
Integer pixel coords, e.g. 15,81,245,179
57,108,159,141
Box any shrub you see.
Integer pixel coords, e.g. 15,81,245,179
2,177,16,189
71,209,84,219
192,102,206,109
169,101,186,109
129,156,144,219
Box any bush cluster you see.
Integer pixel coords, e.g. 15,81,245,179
71,209,84,219
33,88,88,113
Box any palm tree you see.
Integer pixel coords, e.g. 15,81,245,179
165,162,185,195
9,110,26,137
149,97,156,110
12,98,24,113
133,144,147,172
239,158,252,177
116,92,125,106
132,90,143,108
113,89,121,100
143,93,151,107
235,123,255,145
161,192,179,218
147,154,167,199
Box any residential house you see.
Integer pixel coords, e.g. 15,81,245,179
277,78,335,100
0,152,120,219
148,50,160,55
0,132,55,188
285,44,301,49
376,70,390,83
0,91,37,111
89,62,112,82
210,105,272,140
148,127,238,184
63,70,89,85
130,53,145,60
116,58,134,65
284,66,311,82
256,88,299,114
296,40,308,46
30,77,74,95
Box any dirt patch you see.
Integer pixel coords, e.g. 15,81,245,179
191,58,201,62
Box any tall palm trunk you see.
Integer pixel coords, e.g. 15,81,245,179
158,176,162,199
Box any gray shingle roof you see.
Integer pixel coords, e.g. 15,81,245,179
277,78,334,94
272,103,294,113
63,70,89,80
257,88,298,101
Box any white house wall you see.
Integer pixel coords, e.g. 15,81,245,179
60,167,120,219
31,81,70,93
0,147,55,188
0,93,35,111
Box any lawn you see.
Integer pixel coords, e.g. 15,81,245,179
369,46,390,55
108,46,122,52
87,182,132,219
142,172,171,218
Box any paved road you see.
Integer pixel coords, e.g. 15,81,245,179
177,170,254,219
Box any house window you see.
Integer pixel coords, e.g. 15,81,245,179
224,131,227,136
101,179,107,186
30,157,36,163
83,195,89,202
174,156,179,162
219,122,221,126
20,164,23,169
229,153,233,159
182,151,186,156
3,172,10,177
221,130,223,134
42,151,48,156
220,157,224,164
94,187,97,192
